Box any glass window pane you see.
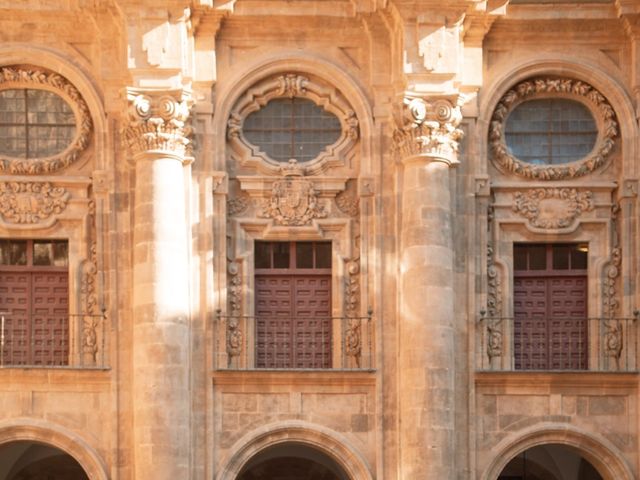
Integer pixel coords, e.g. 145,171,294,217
33,240,68,267
315,242,331,269
255,242,271,269
514,245,527,271
571,244,588,269
295,242,313,269
552,245,570,270
273,243,290,269
528,245,547,270
0,240,27,265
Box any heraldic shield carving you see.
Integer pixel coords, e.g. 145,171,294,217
260,176,328,226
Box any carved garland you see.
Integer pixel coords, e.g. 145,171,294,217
227,73,359,174
0,66,92,174
80,199,100,365
512,188,594,229
490,77,618,180
486,243,503,361
226,260,243,365
0,181,69,224
345,258,362,367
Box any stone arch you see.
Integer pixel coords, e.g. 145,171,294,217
212,51,375,173
0,42,108,170
478,53,637,178
481,422,634,480
0,418,109,480
216,420,373,480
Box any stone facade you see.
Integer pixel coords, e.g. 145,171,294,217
0,1,638,479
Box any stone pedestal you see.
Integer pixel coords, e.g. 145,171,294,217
394,96,462,479
124,88,193,480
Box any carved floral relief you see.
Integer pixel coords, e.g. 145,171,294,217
259,176,327,226
0,181,70,224
512,188,594,229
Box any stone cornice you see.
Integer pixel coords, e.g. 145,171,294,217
393,95,463,166
123,88,194,160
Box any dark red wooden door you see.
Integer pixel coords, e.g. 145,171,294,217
255,242,332,368
514,244,588,370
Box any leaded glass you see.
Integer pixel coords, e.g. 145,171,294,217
505,99,598,165
243,98,342,162
0,89,76,158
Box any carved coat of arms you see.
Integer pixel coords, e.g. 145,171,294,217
260,177,327,226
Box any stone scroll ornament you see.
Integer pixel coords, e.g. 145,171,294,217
393,96,463,165
512,188,594,229
123,89,193,158
490,77,618,180
0,66,92,174
0,181,69,224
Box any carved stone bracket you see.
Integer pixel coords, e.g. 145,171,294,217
335,180,360,217
490,77,618,180
393,96,463,165
0,66,92,174
0,181,70,224
512,188,594,229
123,88,194,159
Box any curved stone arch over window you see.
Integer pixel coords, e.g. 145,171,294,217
0,418,109,480
217,420,373,480
0,65,92,175
481,423,635,480
489,77,618,180
227,73,359,175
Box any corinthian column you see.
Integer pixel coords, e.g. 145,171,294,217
124,88,193,480
394,96,462,479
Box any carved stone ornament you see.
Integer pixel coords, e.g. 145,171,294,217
259,163,328,226
0,66,92,174
344,258,362,366
227,191,250,216
227,73,358,175
0,181,70,224
490,77,618,180
226,260,243,364
393,96,463,165
512,188,594,229
123,88,194,159
486,243,503,361
335,183,360,217
603,245,623,367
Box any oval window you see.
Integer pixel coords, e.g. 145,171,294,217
243,98,342,162
0,89,76,159
505,99,598,165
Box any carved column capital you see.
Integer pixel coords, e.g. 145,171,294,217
393,96,463,166
123,88,194,160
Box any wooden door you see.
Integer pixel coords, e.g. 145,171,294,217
255,242,331,368
513,244,588,370
0,240,69,366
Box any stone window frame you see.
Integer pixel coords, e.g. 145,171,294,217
0,65,92,175
227,73,359,176
489,77,618,180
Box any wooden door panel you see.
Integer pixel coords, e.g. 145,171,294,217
255,275,293,368
0,271,30,365
293,276,331,368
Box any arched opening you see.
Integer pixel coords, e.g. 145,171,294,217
237,442,350,480
498,443,603,480
0,441,89,480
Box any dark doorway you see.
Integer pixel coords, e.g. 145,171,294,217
0,441,89,480
255,241,332,368
513,243,588,370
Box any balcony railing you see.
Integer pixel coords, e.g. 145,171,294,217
0,312,108,368
477,313,639,372
215,311,374,370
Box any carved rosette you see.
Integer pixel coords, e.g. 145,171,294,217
393,97,463,165
0,181,69,224
0,66,92,174
512,188,594,229
123,88,194,159
490,77,618,180
226,260,243,364
259,171,328,226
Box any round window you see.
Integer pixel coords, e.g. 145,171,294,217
243,98,342,162
505,98,597,165
0,88,76,159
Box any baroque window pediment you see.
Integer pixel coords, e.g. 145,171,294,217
489,77,618,180
227,73,359,176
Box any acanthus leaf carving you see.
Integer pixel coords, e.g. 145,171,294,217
0,181,70,224
227,191,250,217
512,188,594,229
335,181,360,217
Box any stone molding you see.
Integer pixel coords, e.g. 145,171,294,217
0,66,92,174
490,77,618,180
0,181,70,224
227,73,359,175
393,96,463,166
123,88,194,159
512,188,594,229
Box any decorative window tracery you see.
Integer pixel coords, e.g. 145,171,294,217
489,77,618,180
